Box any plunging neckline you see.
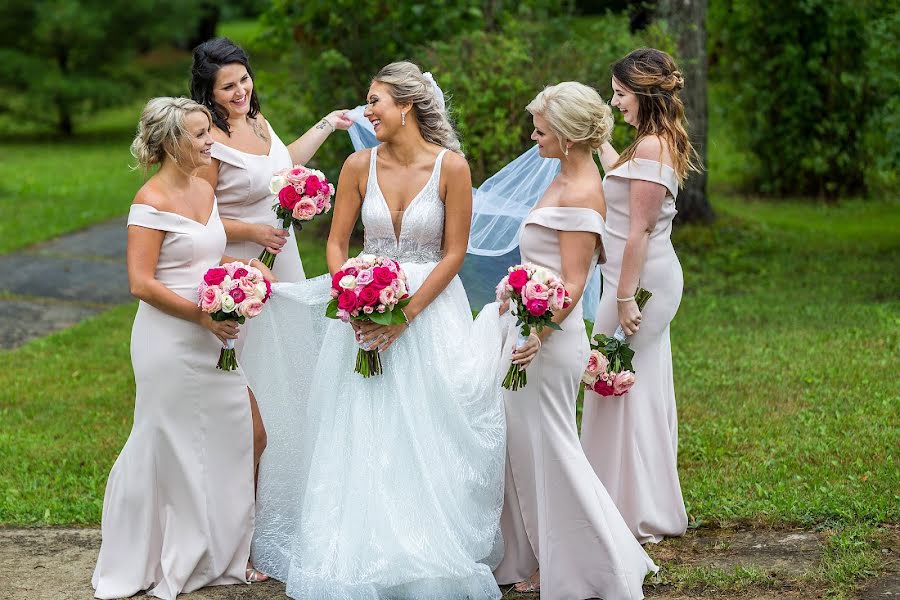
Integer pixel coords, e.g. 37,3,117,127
372,148,445,244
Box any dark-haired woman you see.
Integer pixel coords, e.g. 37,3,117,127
581,47,702,545
190,38,352,499
191,37,351,284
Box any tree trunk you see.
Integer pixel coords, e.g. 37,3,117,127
188,0,220,50
656,0,714,224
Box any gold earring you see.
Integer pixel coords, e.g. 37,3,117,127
401,112,406,126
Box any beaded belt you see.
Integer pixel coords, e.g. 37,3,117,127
362,240,443,264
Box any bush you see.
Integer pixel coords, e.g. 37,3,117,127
709,0,898,198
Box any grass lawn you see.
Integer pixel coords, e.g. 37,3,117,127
3,194,897,596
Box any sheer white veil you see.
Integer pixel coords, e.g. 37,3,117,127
344,76,602,318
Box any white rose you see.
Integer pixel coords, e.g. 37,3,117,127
359,253,376,263
339,275,357,290
532,267,551,283
221,295,236,313
255,282,268,298
269,175,289,194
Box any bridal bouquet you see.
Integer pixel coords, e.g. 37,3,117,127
582,287,652,396
260,165,335,268
325,254,411,378
496,264,571,390
198,261,272,371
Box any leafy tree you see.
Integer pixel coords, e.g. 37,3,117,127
0,1,199,135
709,0,897,198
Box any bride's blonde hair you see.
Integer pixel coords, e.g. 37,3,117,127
527,82,614,156
131,97,211,171
373,61,462,155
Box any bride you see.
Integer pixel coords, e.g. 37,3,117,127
240,62,511,600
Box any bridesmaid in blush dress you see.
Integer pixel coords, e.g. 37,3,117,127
581,48,703,544
493,82,656,600
92,98,276,599
190,37,353,491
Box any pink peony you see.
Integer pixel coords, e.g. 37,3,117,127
523,280,550,301
585,349,609,378
238,276,258,296
239,298,264,318
204,267,227,286
550,284,568,311
378,287,396,306
292,198,318,221
508,269,529,292
526,298,549,316
612,371,636,396
199,286,222,312
278,185,301,210
285,167,307,186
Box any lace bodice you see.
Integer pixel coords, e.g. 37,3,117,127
361,146,448,264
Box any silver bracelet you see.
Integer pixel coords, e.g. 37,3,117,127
616,295,635,302
401,308,411,327
321,118,335,133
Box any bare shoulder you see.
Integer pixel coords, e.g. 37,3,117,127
132,178,169,211
635,135,673,167
441,151,471,179
342,148,372,175
559,185,603,211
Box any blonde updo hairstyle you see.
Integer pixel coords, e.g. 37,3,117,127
373,61,462,155
526,81,614,156
131,97,212,172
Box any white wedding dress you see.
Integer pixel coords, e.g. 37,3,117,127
241,146,511,600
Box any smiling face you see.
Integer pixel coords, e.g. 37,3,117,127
530,112,565,159
176,110,213,168
212,63,253,119
610,76,639,127
364,81,411,142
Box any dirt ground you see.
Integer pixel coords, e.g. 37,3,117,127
1,526,896,599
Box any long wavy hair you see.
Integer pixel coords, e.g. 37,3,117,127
611,48,702,185
373,61,462,155
190,38,261,136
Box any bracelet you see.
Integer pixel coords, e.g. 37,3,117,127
248,258,260,269
321,118,335,133
401,308,411,327
616,295,635,302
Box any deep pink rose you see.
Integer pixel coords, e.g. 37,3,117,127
229,287,246,303
612,371,636,396
508,269,529,292
204,267,227,286
304,175,322,197
526,298,549,316
343,266,359,277
263,278,272,301
337,290,357,311
358,286,381,307
373,266,396,286
233,267,248,279
331,270,346,290
278,185,301,210
592,376,615,397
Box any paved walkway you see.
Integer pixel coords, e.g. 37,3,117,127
1,526,896,599
0,218,131,349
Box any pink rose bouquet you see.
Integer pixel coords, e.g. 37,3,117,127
496,263,571,390
260,165,335,268
198,261,272,371
325,254,411,378
583,286,651,396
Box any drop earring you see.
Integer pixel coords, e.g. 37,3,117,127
564,145,569,157
401,112,406,126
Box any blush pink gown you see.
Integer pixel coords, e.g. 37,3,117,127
92,201,254,599
581,158,689,544
493,206,657,600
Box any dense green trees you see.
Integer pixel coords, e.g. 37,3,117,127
0,1,199,135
